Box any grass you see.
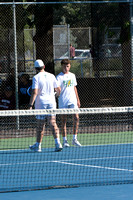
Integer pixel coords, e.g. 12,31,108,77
0,131,133,150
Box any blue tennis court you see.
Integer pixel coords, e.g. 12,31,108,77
1,143,133,193
1,184,133,200
0,107,133,196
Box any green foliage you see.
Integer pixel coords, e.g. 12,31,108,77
53,3,91,27
55,59,93,77
0,4,27,30
55,58,122,78
0,5,13,29
24,29,35,58
99,58,122,71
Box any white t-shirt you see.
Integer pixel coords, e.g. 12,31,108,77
32,71,58,109
56,72,77,108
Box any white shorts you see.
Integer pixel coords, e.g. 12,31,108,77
36,103,56,120
59,104,78,109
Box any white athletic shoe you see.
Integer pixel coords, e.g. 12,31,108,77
63,140,70,148
55,143,63,152
72,139,81,147
29,143,42,152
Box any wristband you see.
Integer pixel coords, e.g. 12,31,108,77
29,104,33,107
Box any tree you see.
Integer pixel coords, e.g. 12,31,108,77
26,1,92,73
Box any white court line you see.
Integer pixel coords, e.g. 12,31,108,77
0,149,28,152
0,155,133,167
53,161,133,172
52,155,133,162
1,144,133,171
0,160,53,166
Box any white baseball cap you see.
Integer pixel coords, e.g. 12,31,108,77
34,59,44,68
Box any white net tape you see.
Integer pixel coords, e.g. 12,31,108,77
1,106,133,116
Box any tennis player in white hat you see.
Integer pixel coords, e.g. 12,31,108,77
29,59,62,152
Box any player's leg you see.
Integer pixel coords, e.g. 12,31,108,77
61,114,70,147
61,114,67,137
29,119,45,152
72,113,81,146
73,113,79,135
48,115,62,152
36,119,45,143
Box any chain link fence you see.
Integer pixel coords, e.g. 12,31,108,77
0,1,133,108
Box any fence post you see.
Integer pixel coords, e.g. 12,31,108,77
130,2,133,105
13,1,19,129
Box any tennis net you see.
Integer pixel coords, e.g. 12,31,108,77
0,107,133,192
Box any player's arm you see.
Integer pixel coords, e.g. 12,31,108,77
74,86,80,108
55,76,61,97
54,86,61,97
28,88,38,109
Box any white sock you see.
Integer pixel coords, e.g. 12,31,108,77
73,135,77,140
63,137,67,141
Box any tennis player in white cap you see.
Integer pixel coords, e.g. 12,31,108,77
29,59,62,152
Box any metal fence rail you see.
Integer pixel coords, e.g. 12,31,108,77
0,1,133,108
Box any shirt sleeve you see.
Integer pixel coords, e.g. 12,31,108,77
32,76,38,89
73,74,77,86
56,74,63,87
